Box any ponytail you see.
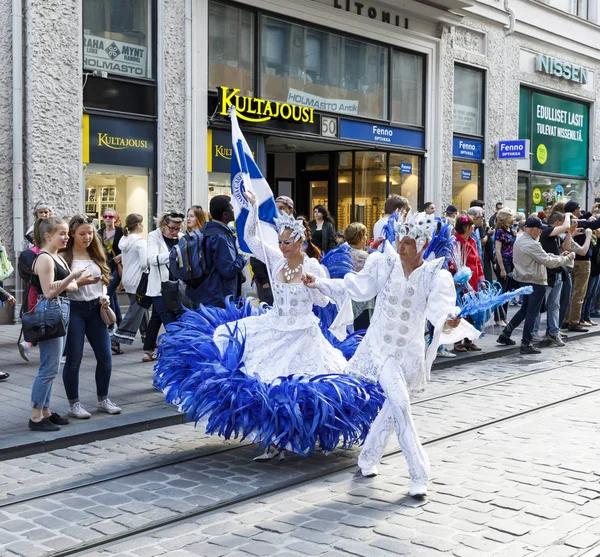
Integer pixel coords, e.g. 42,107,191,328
299,217,322,261
34,217,66,248
123,213,143,236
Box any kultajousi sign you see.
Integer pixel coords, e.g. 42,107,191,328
536,55,588,85
219,87,315,124
531,92,589,177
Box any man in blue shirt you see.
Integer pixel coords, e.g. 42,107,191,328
187,195,246,308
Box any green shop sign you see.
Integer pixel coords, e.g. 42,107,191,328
531,92,589,177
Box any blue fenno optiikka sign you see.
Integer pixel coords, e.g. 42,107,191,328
340,119,425,149
453,137,483,161
461,169,472,181
497,139,529,160
400,163,412,174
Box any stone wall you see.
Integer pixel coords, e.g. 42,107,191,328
24,0,82,230
160,0,187,213
0,4,13,255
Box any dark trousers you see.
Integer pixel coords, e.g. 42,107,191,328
63,299,112,403
559,270,573,327
143,296,178,352
502,283,547,346
107,267,122,326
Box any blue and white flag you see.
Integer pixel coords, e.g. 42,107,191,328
230,108,279,254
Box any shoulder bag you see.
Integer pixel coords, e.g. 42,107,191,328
135,268,152,309
159,256,182,314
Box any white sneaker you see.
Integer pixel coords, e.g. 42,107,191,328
18,341,31,362
68,402,91,419
253,448,283,462
409,481,428,498
97,399,121,414
531,334,546,343
360,466,378,478
437,348,456,359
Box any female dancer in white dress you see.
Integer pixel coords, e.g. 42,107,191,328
154,191,383,458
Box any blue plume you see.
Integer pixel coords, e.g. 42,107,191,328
458,282,533,319
312,303,364,360
381,212,398,244
320,243,355,279
453,267,473,286
423,220,455,269
154,299,383,456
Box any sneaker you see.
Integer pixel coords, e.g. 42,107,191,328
360,466,379,478
97,399,121,414
69,402,92,419
560,332,568,339
453,343,468,352
48,412,70,425
546,334,565,347
29,417,60,432
437,348,456,359
497,334,516,346
18,341,31,362
568,323,589,333
531,334,547,343
464,342,482,351
0,371,9,382
142,351,157,363
520,344,542,355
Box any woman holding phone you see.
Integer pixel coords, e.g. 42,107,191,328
62,215,121,419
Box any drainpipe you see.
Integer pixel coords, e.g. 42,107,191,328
12,0,24,313
504,0,516,36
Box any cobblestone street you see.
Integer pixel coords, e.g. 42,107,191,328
0,336,598,557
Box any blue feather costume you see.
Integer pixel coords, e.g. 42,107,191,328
154,209,384,456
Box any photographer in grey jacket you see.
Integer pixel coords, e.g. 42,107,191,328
497,216,575,355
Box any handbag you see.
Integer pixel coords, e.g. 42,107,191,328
0,237,14,282
100,303,117,326
21,298,66,343
159,257,182,314
135,268,152,309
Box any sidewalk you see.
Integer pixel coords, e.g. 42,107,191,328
0,305,598,460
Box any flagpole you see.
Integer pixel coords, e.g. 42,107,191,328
229,108,278,311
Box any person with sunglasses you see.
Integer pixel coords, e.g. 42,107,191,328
142,211,184,362
99,208,123,354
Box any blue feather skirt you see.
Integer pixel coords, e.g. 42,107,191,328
154,300,385,456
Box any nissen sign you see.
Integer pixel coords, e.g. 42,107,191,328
536,55,588,85
219,86,315,124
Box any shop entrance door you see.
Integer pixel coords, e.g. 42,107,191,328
309,175,329,217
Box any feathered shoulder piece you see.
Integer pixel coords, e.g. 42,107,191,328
321,243,355,279
423,219,455,269
394,211,436,252
273,212,305,241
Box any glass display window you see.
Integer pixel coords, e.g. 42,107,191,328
260,16,388,120
354,152,387,237
208,2,254,96
83,0,153,80
453,65,484,136
452,161,481,213
389,153,420,212
85,166,151,231
391,51,424,127
337,152,353,233
208,172,232,202
530,175,587,214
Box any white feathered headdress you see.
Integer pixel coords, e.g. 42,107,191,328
273,212,306,242
393,211,436,252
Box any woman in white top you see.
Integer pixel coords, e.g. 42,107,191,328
61,215,122,419
142,212,184,362
111,214,149,348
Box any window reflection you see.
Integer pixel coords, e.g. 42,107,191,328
389,153,420,211
260,17,388,119
354,153,387,237
452,161,480,213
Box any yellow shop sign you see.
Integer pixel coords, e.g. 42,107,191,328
219,86,315,124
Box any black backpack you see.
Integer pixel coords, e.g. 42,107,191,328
18,249,38,285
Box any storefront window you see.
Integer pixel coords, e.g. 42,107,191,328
453,65,484,136
389,153,420,211
85,168,152,231
260,17,388,119
208,2,254,96
337,152,353,233
83,0,152,79
530,176,586,214
451,161,481,212
391,51,424,127
517,172,529,214
354,152,386,236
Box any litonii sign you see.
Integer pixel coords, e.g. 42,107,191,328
84,34,149,78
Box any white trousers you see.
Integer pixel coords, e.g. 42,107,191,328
357,359,429,484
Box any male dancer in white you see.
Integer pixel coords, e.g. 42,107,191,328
304,213,478,497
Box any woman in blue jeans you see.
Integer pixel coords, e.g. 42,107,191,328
62,215,122,419
29,218,85,432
